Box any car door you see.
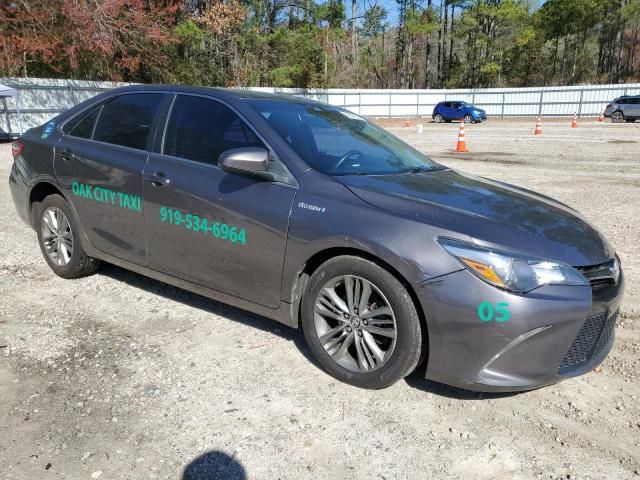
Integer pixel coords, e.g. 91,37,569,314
440,102,454,120
628,97,640,118
142,94,297,308
55,93,168,265
450,102,464,120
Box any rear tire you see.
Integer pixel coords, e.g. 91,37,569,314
434,113,444,123
35,194,100,279
301,255,423,389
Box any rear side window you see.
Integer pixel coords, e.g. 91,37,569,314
93,94,163,150
629,97,640,104
65,107,101,139
163,95,263,165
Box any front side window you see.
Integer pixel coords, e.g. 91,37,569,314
93,93,163,150
246,100,442,176
163,95,264,165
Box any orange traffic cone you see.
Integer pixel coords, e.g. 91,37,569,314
598,111,604,122
534,116,542,135
404,117,411,128
571,112,578,128
455,121,469,153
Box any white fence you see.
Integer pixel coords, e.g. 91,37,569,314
2,77,640,138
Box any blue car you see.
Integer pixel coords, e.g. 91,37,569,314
432,101,487,124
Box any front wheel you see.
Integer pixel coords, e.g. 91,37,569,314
611,111,625,123
301,256,423,389
463,114,474,124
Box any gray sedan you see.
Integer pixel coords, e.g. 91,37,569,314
9,85,624,391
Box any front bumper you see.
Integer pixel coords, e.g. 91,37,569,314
419,267,624,392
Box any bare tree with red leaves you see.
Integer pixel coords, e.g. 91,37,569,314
0,0,180,80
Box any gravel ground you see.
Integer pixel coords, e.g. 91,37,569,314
1,118,639,480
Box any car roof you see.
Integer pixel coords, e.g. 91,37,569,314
108,84,323,105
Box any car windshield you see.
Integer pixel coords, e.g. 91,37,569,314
245,99,442,176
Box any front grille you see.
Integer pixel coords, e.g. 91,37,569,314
576,258,619,290
558,309,618,374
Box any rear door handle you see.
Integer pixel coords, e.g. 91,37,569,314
144,171,171,187
59,148,74,162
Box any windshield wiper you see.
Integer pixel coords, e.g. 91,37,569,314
402,166,433,174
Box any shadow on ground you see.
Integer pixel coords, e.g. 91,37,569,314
182,450,246,480
98,263,314,363
99,263,522,401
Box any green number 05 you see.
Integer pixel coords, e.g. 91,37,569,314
478,301,510,322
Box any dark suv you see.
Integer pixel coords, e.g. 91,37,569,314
604,95,640,123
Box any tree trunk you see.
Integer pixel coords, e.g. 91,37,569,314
424,0,432,88
447,3,455,83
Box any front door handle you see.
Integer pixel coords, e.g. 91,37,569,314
144,171,171,187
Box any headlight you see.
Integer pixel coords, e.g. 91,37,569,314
438,238,589,293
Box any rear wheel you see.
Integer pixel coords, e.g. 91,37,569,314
35,194,100,278
434,113,444,123
301,256,423,389
611,111,625,123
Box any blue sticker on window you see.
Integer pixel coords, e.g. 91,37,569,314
41,122,56,139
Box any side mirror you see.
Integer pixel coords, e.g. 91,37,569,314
219,147,271,179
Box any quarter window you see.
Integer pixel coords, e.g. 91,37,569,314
93,94,163,150
163,95,264,165
64,107,100,139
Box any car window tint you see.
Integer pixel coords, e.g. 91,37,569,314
93,94,163,150
617,98,628,104
630,97,640,104
164,95,263,165
65,107,101,139
443,102,451,107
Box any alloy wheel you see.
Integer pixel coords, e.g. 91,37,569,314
313,275,397,373
611,111,624,123
41,207,73,266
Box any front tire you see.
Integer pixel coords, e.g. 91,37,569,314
463,114,474,124
301,256,423,389
35,194,100,278
611,111,625,123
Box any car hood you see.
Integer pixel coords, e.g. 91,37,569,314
336,169,614,266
